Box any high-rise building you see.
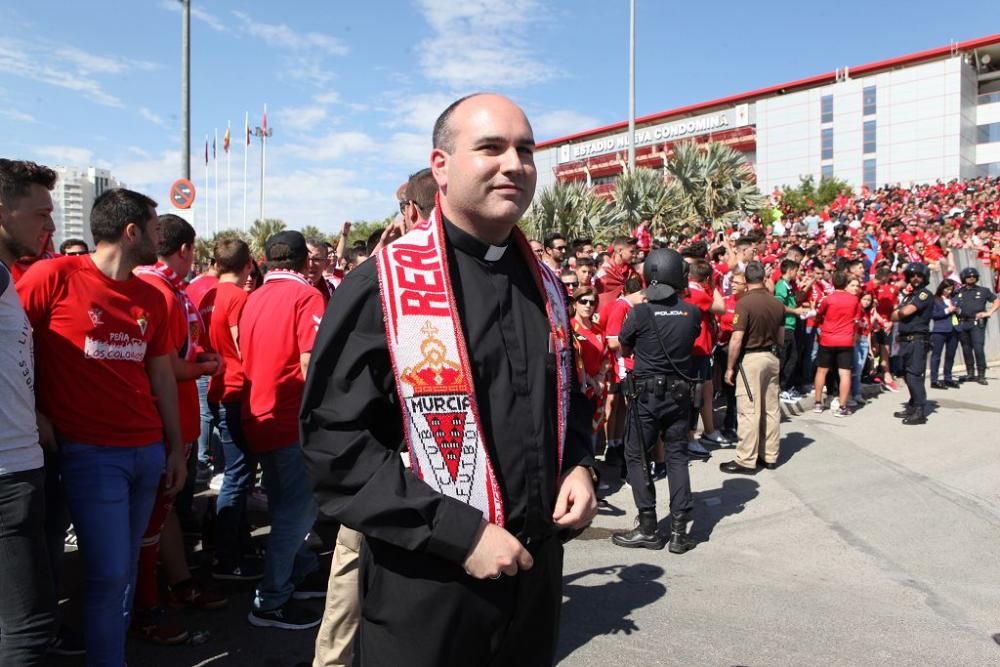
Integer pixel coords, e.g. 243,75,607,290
51,167,124,250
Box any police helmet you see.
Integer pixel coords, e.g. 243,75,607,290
643,248,688,301
960,266,980,282
903,262,930,283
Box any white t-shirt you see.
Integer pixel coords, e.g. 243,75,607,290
0,261,43,475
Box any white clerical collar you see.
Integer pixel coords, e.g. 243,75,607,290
484,244,508,261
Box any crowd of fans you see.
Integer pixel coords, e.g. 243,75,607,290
1,150,998,666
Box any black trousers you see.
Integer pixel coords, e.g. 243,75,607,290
357,535,563,667
899,338,929,410
929,332,958,383
957,323,987,377
780,328,798,391
624,392,692,516
0,468,56,666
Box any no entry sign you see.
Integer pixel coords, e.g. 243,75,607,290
170,178,196,209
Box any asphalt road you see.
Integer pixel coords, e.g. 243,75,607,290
47,373,1000,666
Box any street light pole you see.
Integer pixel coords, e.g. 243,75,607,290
180,0,190,180
627,0,636,173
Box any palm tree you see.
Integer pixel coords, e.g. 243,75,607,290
520,181,620,242
664,141,765,233
300,225,324,243
247,218,287,258
611,168,686,236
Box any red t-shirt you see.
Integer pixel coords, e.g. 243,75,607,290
207,282,248,404
572,319,606,379
872,283,900,321
18,256,171,447
138,273,201,444
186,273,218,315
683,282,714,357
240,272,324,452
602,297,634,380
816,291,861,348
718,294,738,344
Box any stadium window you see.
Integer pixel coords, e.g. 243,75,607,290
863,158,876,190
821,95,833,124
590,174,616,186
863,120,877,154
821,128,833,161
821,164,834,179
977,91,1000,105
977,122,1000,144
863,86,877,116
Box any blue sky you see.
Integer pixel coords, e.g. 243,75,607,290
0,0,993,235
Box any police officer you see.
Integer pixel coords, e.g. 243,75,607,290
891,262,934,425
953,267,998,385
611,249,701,553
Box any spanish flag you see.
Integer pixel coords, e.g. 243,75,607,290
223,126,231,153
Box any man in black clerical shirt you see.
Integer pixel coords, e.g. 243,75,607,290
301,93,597,667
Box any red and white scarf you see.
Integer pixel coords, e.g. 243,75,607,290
136,261,203,361
376,204,571,527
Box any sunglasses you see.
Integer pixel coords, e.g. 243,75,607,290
577,298,596,305
398,200,412,213
553,245,568,251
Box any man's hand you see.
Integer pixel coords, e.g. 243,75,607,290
36,411,57,453
463,521,533,579
196,351,225,376
341,220,352,238
552,466,598,530
724,368,735,386
162,448,187,498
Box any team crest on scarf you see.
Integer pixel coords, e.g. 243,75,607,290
376,199,571,526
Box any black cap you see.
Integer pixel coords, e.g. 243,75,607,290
960,266,979,281
265,230,308,263
643,248,688,302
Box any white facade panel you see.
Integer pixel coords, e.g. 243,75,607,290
976,102,1000,125
977,142,1000,165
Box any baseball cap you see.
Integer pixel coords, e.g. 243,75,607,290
265,230,308,263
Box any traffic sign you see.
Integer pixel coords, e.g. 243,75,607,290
170,178,196,210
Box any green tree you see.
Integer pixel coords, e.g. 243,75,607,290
611,167,689,237
300,225,325,243
663,140,765,233
520,180,620,242
778,175,852,213
247,218,287,258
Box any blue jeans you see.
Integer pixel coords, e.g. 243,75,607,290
60,441,164,667
802,326,818,387
254,443,318,611
851,337,870,397
196,376,215,467
210,402,256,566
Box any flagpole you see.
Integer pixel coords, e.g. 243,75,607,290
254,103,271,224
214,127,219,235
242,112,249,232
226,121,232,230
203,135,209,239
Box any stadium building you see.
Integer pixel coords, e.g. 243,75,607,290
533,33,1000,197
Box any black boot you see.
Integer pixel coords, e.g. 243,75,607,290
902,408,927,425
668,513,694,554
611,510,665,550
977,373,988,386
893,404,915,419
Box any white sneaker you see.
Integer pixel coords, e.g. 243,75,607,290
831,398,840,411
779,390,797,403
686,439,711,458
209,473,224,492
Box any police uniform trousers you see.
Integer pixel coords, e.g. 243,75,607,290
313,527,362,667
899,336,929,408
624,391,693,516
734,352,781,468
957,321,987,377
356,534,563,667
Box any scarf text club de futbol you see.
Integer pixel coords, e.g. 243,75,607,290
376,205,571,527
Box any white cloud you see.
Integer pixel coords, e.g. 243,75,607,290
415,0,558,89
33,145,94,166
159,0,229,33
385,92,457,133
0,38,123,107
0,108,36,123
264,168,389,229
385,132,432,169
232,11,348,56
530,110,601,140
139,107,169,128
275,104,329,133
53,47,159,75
286,131,373,161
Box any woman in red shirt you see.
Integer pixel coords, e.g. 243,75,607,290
571,286,608,438
813,271,861,416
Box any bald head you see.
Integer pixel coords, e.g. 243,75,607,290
429,93,536,243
